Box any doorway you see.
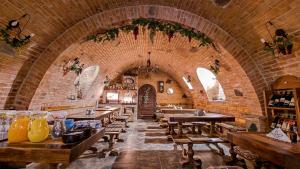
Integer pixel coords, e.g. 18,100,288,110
138,84,156,119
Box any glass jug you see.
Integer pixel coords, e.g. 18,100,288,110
7,111,30,143
28,112,49,143
51,117,66,139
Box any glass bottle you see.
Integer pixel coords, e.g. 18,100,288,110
8,111,30,143
51,117,66,139
28,112,49,143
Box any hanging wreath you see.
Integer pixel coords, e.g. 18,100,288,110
87,18,216,49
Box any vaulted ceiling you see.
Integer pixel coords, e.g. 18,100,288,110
0,0,299,111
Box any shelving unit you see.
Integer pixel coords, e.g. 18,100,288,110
263,75,300,135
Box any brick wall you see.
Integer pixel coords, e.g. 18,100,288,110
0,3,298,119
137,72,192,105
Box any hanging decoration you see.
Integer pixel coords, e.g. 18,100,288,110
87,18,216,49
210,59,220,75
104,75,111,87
261,21,293,57
62,57,84,76
0,14,34,48
133,52,159,79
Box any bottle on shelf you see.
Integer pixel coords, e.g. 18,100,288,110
289,94,295,108
278,91,287,107
273,91,280,107
289,124,298,143
268,93,276,107
271,114,280,129
283,91,292,107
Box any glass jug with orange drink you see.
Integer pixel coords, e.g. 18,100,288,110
7,111,30,143
28,112,49,143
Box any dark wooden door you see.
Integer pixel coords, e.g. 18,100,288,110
138,84,156,118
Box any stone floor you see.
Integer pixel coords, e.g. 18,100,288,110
65,119,230,169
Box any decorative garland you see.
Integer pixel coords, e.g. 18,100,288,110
0,28,31,48
87,18,216,49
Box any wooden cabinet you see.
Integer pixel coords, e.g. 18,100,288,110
263,75,300,134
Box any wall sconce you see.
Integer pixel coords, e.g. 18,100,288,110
0,14,34,48
261,21,293,57
210,59,220,75
62,57,84,76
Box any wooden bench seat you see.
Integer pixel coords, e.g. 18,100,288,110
216,123,246,132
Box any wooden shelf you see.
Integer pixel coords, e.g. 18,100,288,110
267,107,295,111
263,75,300,135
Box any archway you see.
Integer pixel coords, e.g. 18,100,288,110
138,84,156,119
5,5,265,116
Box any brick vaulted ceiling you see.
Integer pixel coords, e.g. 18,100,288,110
0,1,299,113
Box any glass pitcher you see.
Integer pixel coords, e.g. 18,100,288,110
51,117,66,139
28,112,49,143
7,111,29,143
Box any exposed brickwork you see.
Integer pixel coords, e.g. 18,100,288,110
0,2,298,118
3,6,266,112
28,29,261,118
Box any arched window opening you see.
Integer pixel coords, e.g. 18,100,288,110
196,67,225,101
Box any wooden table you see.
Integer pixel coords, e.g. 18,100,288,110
161,108,196,114
0,129,105,168
227,132,300,169
67,110,118,126
96,107,120,112
67,110,113,121
168,113,235,136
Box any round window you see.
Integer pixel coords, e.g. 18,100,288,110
167,88,174,95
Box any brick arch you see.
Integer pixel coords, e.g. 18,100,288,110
8,5,267,112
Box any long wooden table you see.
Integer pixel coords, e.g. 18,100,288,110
167,113,235,136
161,108,196,114
67,110,114,121
0,128,105,168
96,107,120,112
227,132,300,169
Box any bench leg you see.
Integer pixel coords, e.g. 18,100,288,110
181,143,202,169
213,143,225,156
191,126,196,134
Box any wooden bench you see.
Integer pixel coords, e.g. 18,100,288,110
103,127,123,156
215,123,246,137
188,136,229,156
171,135,202,168
115,116,129,127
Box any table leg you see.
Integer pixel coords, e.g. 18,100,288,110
229,143,237,162
167,124,171,135
109,134,114,150
178,122,183,137
210,122,216,136
108,115,112,124
197,125,202,135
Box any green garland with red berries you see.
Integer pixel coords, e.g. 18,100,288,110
87,18,218,50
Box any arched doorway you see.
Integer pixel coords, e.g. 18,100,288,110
138,84,156,119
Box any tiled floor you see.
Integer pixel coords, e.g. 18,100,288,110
66,119,229,169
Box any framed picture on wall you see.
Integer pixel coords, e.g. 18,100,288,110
157,81,164,93
106,92,119,103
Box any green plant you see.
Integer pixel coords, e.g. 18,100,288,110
87,18,216,50
0,28,31,48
